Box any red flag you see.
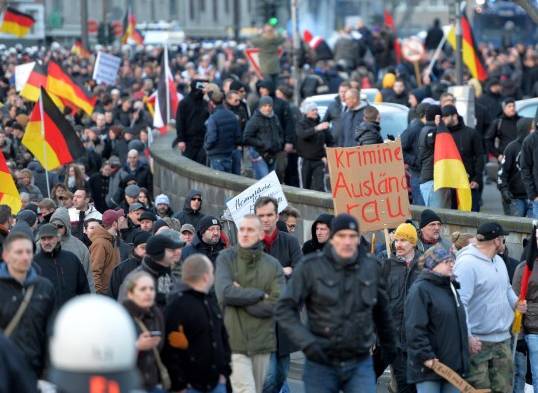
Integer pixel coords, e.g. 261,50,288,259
153,47,180,133
384,10,402,64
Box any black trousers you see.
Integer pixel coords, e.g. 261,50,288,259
392,351,416,393
299,157,325,192
183,144,206,165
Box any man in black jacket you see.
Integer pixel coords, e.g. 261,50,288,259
401,103,429,206
323,81,350,143
181,216,226,265
441,105,485,212
498,118,534,216
0,232,56,379
255,196,303,393
355,106,383,146
163,254,232,393
34,224,90,310
302,213,333,255
276,214,396,392
174,79,210,164
173,189,206,228
485,98,521,162
519,120,538,219
296,102,334,191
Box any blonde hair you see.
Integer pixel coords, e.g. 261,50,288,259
118,270,154,303
451,231,475,251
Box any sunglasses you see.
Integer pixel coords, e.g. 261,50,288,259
54,224,65,229
191,197,202,201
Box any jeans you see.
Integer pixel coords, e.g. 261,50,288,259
209,157,233,173
232,148,242,175
512,199,531,217
513,348,527,393
302,357,376,393
392,351,416,393
187,383,226,393
415,381,459,393
526,334,538,393
420,180,451,209
532,200,538,219
248,147,274,180
409,171,425,206
262,352,290,393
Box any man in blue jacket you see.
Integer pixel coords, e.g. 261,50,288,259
204,89,242,174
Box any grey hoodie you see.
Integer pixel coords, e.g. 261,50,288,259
48,207,95,292
454,244,517,342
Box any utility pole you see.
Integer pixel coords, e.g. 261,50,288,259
291,0,300,106
455,0,463,85
233,0,240,41
81,0,89,49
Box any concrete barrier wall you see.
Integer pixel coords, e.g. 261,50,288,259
151,133,534,258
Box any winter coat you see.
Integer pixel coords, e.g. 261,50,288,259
89,225,120,294
417,235,452,254
405,271,469,384
418,121,437,183
243,110,284,158
513,261,538,334
122,300,165,391
447,118,485,184
251,34,285,76
49,208,94,292
27,160,58,198
102,137,128,162
119,161,153,193
0,264,55,378
276,243,396,363
295,115,335,161
67,204,102,241
88,172,110,214
181,234,226,265
204,105,242,158
485,113,521,157
425,26,444,50
163,283,232,392
173,189,206,229
302,214,333,255
401,118,425,173
215,244,284,355
355,121,383,146
18,183,42,202
34,245,90,310
135,256,179,310
384,91,409,107
338,105,367,147
0,333,38,393
477,84,503,118
498,122,529,199
174,85,210,149
519,131,538,200
108,253,143,299
322,95,345,141
227,101,250,132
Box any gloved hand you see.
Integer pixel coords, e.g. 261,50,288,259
386,134,396,141
303,342,329,364
501,189,513,204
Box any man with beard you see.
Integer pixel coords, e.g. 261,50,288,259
174,79,210,164
154,194,174,218
417,209,452,253
34,224,90,310
181,216,226,265
440,106,484,211
302,214,333,255
382,223,422,393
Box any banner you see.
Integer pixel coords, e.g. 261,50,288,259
92,52,121,85
226,171,288,225
326,140,411,233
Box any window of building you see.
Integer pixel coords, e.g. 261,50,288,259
201,0,206,12
189,0,195,20
213,0,218,21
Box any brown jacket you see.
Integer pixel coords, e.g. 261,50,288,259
89,225,120,294
513,260,538,333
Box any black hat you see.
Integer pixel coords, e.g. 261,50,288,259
139,211,156,222
477,222,509,241
197,216,221,235
145,234,183,258
441,105,458,117
16,209,37,227
152,219,169,234
425,104,442,121
420,209,442,229
230,80,244,91
133,231,151,247
330,214,359,237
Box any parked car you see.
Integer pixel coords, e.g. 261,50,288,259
515,97,538,119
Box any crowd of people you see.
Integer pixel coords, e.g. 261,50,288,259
0,14,538,393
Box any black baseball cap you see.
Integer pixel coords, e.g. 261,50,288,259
145,234,183,257
477,222,509,241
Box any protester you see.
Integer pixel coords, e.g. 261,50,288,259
302,213,333,255
180,223,195,246
279,206,301,235
181,216,226,265
417,209,452,252
154,194,174,218
173,189,206,228
68,188,102,240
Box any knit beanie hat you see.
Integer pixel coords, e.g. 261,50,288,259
259,96,273,107
197,216,221,235
420,209,442,229
422,244,454,271
330,214,359,237
394,223,418,245
425,105,442,121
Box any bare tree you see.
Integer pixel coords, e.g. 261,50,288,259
512,0,538,24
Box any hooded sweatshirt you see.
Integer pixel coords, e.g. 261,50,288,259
173,189,205,229
302,214,333,255
49,207,94,292
454,244,517,342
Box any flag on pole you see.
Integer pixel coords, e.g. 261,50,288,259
384,10,402,64
121,5,144,45
447,13,488,81
23,88,86,171
71,39,91,58
0,7,35,37
0,150,21,215
303,30,333,61
433,124,472,211
15,62,65,110
152,47,179,133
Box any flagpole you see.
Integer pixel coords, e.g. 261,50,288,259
39,89,51,199
425,33,447,79
164,45,171,125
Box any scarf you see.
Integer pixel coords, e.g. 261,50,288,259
263,228,278,252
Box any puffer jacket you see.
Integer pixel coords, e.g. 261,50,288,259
204,105,242,158
0,264,55,378
215,244,284,355
243,110,284,159
276,243,396,363
355,121,383,146
173,189,206,229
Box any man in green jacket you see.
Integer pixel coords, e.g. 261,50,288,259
251,24,285,88
215,214,284,393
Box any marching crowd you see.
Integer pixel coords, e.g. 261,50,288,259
1,17,538,393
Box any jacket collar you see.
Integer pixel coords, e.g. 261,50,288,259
0,263,39,286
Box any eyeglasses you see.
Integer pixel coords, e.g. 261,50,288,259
191,197,202,201
54,224,65,229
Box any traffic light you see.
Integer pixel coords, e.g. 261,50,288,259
258,0,280,26
97,22,115,45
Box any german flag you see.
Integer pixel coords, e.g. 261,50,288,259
46,61,95,116
0,150,21,214
15,62,66,110
23,88,85,171
447,14,488,81
71,39,91,59
121,6,144,45
0,7,35,37
433,125,472,211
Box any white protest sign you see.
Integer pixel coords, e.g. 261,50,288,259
226,171,288,225
92,52,121,85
